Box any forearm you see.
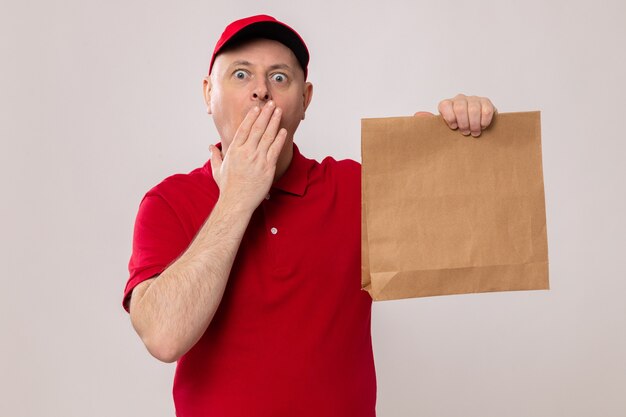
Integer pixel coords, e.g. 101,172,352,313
130,102,287,362
130,196,253,362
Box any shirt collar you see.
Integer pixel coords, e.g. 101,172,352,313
271,143,313,196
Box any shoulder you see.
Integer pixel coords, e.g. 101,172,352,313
145,162,218,205
138,162,219,236
305,156,360,209
317,156,361,186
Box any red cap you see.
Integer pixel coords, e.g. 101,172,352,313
208,15,310,79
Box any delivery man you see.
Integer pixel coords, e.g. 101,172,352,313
122,14,496,417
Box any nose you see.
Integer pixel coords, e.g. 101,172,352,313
252,78,271,102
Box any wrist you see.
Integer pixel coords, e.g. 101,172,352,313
215,191,258,218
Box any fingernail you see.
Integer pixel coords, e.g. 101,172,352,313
450,123,458,129
471,132,481,138
268,100,275,107
462,130,471,136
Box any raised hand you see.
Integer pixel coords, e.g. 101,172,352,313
210,101,287,212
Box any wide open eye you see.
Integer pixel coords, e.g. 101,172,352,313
233,70,248,80
270,73,287,83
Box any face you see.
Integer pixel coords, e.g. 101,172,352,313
203,38,313,152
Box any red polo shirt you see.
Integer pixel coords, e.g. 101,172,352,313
123,144,376,416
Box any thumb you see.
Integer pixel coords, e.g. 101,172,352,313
209,145,223,176
413,111,434,117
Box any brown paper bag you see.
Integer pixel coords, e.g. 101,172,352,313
361,111,549,301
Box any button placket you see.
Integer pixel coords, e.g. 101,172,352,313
265,191,278,237
261,189,291,279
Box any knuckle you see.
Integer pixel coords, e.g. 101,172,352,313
452,100,467,110
250,126,265,137
468,102,481,111
238,147,252,159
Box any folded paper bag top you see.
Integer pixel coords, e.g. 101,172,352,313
361,111,549,301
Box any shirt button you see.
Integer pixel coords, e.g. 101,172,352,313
270,227,278,235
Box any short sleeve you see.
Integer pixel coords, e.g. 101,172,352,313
122,193,190,312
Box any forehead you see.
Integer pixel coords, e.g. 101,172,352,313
213,38,301,73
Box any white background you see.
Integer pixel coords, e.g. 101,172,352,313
2,0,625,416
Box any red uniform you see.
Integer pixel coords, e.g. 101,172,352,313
123,144,376,416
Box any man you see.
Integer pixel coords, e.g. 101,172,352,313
122,15,496,417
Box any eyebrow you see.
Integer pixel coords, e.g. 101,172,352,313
230,60,253,68
229,60,294,72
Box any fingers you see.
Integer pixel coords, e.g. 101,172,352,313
232,106,261,147
467,98,482,137
438,94,497,138
480,97,496,129
438,99,457,130
209,144,223,178
224,100,285,170
257,106,283,154
266,128,288,165
238,101,279,149
247,101,277,149
453,98,471,136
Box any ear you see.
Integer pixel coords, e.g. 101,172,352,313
302,82,313,120
202,76,212,114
